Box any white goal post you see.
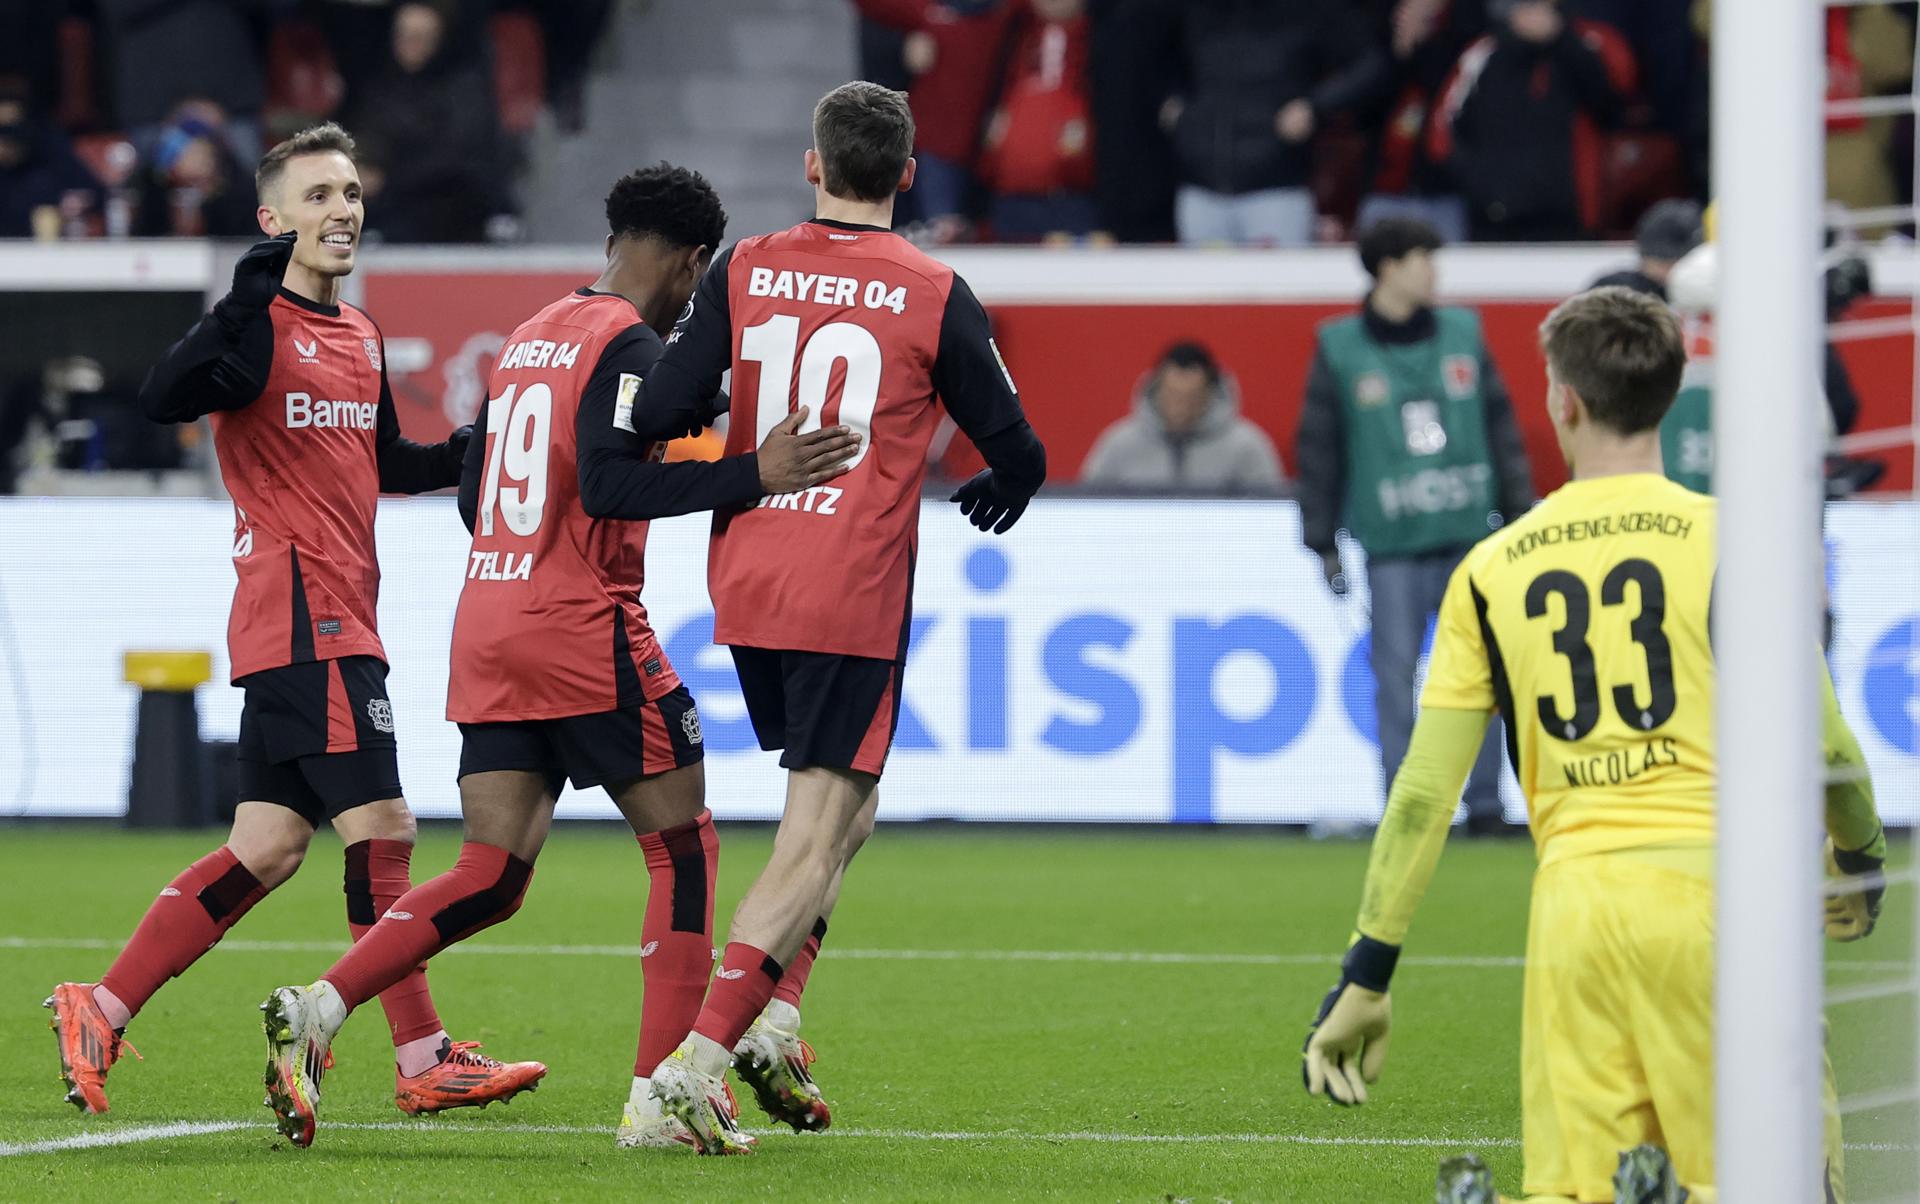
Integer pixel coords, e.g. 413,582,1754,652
1712,0,1828,1198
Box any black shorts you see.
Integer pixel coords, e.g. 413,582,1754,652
235,655,402,826
457,686,705,798
729,646,904,776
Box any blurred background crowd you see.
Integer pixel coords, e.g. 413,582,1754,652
0,0,1914,247
0,0,1907,505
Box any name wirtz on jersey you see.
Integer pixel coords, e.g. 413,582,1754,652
286,392,375,430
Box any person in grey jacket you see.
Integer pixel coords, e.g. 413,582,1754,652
1081,342,1285,493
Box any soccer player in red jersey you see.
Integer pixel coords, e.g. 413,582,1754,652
43,124,543,1134
635,82,1047,1153
256,165,861,1150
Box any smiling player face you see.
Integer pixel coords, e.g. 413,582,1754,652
258,151,364,283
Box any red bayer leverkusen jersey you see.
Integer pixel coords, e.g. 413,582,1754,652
447,290,686,723
647,220,1030,661
141,287,465,682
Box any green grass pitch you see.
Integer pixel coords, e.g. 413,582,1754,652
0,824,1911,1201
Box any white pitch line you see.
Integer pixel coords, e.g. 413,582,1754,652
4,1119,1910,1158
2,936,1912,972
0,1121,249,1156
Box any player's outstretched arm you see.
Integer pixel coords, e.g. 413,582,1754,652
1304,705,1488,1106
1822,664,1887,941
138,233,295,424
373,356,470,494
933,277,1047,533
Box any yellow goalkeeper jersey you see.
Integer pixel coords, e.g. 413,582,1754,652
1423,472,1717,866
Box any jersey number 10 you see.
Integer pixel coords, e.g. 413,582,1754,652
1527,558,1677,741
479,382,551,537
741,315,880,471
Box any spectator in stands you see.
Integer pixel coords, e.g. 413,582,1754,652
1161,3,1374,247
1090,0,1180,242
1081,341,1284,493
96,0,273,168
0,0,65,121
977,0,1096,241
517,0,614,134
0,80,100,239
349,0,518,244
1428,0,1634,241
857,0,1014,237
1294,218,1533,832
1323,0,1487,244
1589,197,1702,300
131,100,257,238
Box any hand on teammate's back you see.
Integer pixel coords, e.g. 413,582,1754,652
1302,981,1392,1106
756,406,862,494
949,470,1031,534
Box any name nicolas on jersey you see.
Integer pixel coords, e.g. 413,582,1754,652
746,267,908,314
285,392,375,430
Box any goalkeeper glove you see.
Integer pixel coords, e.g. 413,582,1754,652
213,232,298,336
1302,934,1397,1106
1825,827,1887,942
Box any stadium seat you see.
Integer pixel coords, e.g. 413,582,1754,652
266,19,344,124
490,11,547,136
56,16,100,131
1602,131,1688,239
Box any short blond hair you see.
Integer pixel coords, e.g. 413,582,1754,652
255,123,357,203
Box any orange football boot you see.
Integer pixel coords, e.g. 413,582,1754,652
394,1041,547,1116
44,983,138,1113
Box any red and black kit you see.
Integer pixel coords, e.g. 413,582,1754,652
141,287,466,820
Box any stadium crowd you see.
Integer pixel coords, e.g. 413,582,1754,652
1,1,1915,246
0,0,610,242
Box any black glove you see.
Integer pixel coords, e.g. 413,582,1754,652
950,469,1030,534
213,232,298,334
444,424,474,482
1829,832,1887,940
1319,547,1348,597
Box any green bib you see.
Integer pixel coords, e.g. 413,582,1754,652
1319,307,1498,558
1660,358,1713,495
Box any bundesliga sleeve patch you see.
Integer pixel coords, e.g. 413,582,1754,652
613,372,641,433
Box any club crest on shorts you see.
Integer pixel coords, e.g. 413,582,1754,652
681,707,703,745
363,337,383,371
366,698,395,733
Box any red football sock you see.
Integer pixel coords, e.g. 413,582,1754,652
633,810,719,1077
324,842,532,1012
691,942,783,1052
772,917,828,1010
98,846,268,1022
344,839,444,1047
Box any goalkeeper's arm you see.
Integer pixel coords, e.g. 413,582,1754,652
1303,706,1489,1106
1822,665,1887,940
